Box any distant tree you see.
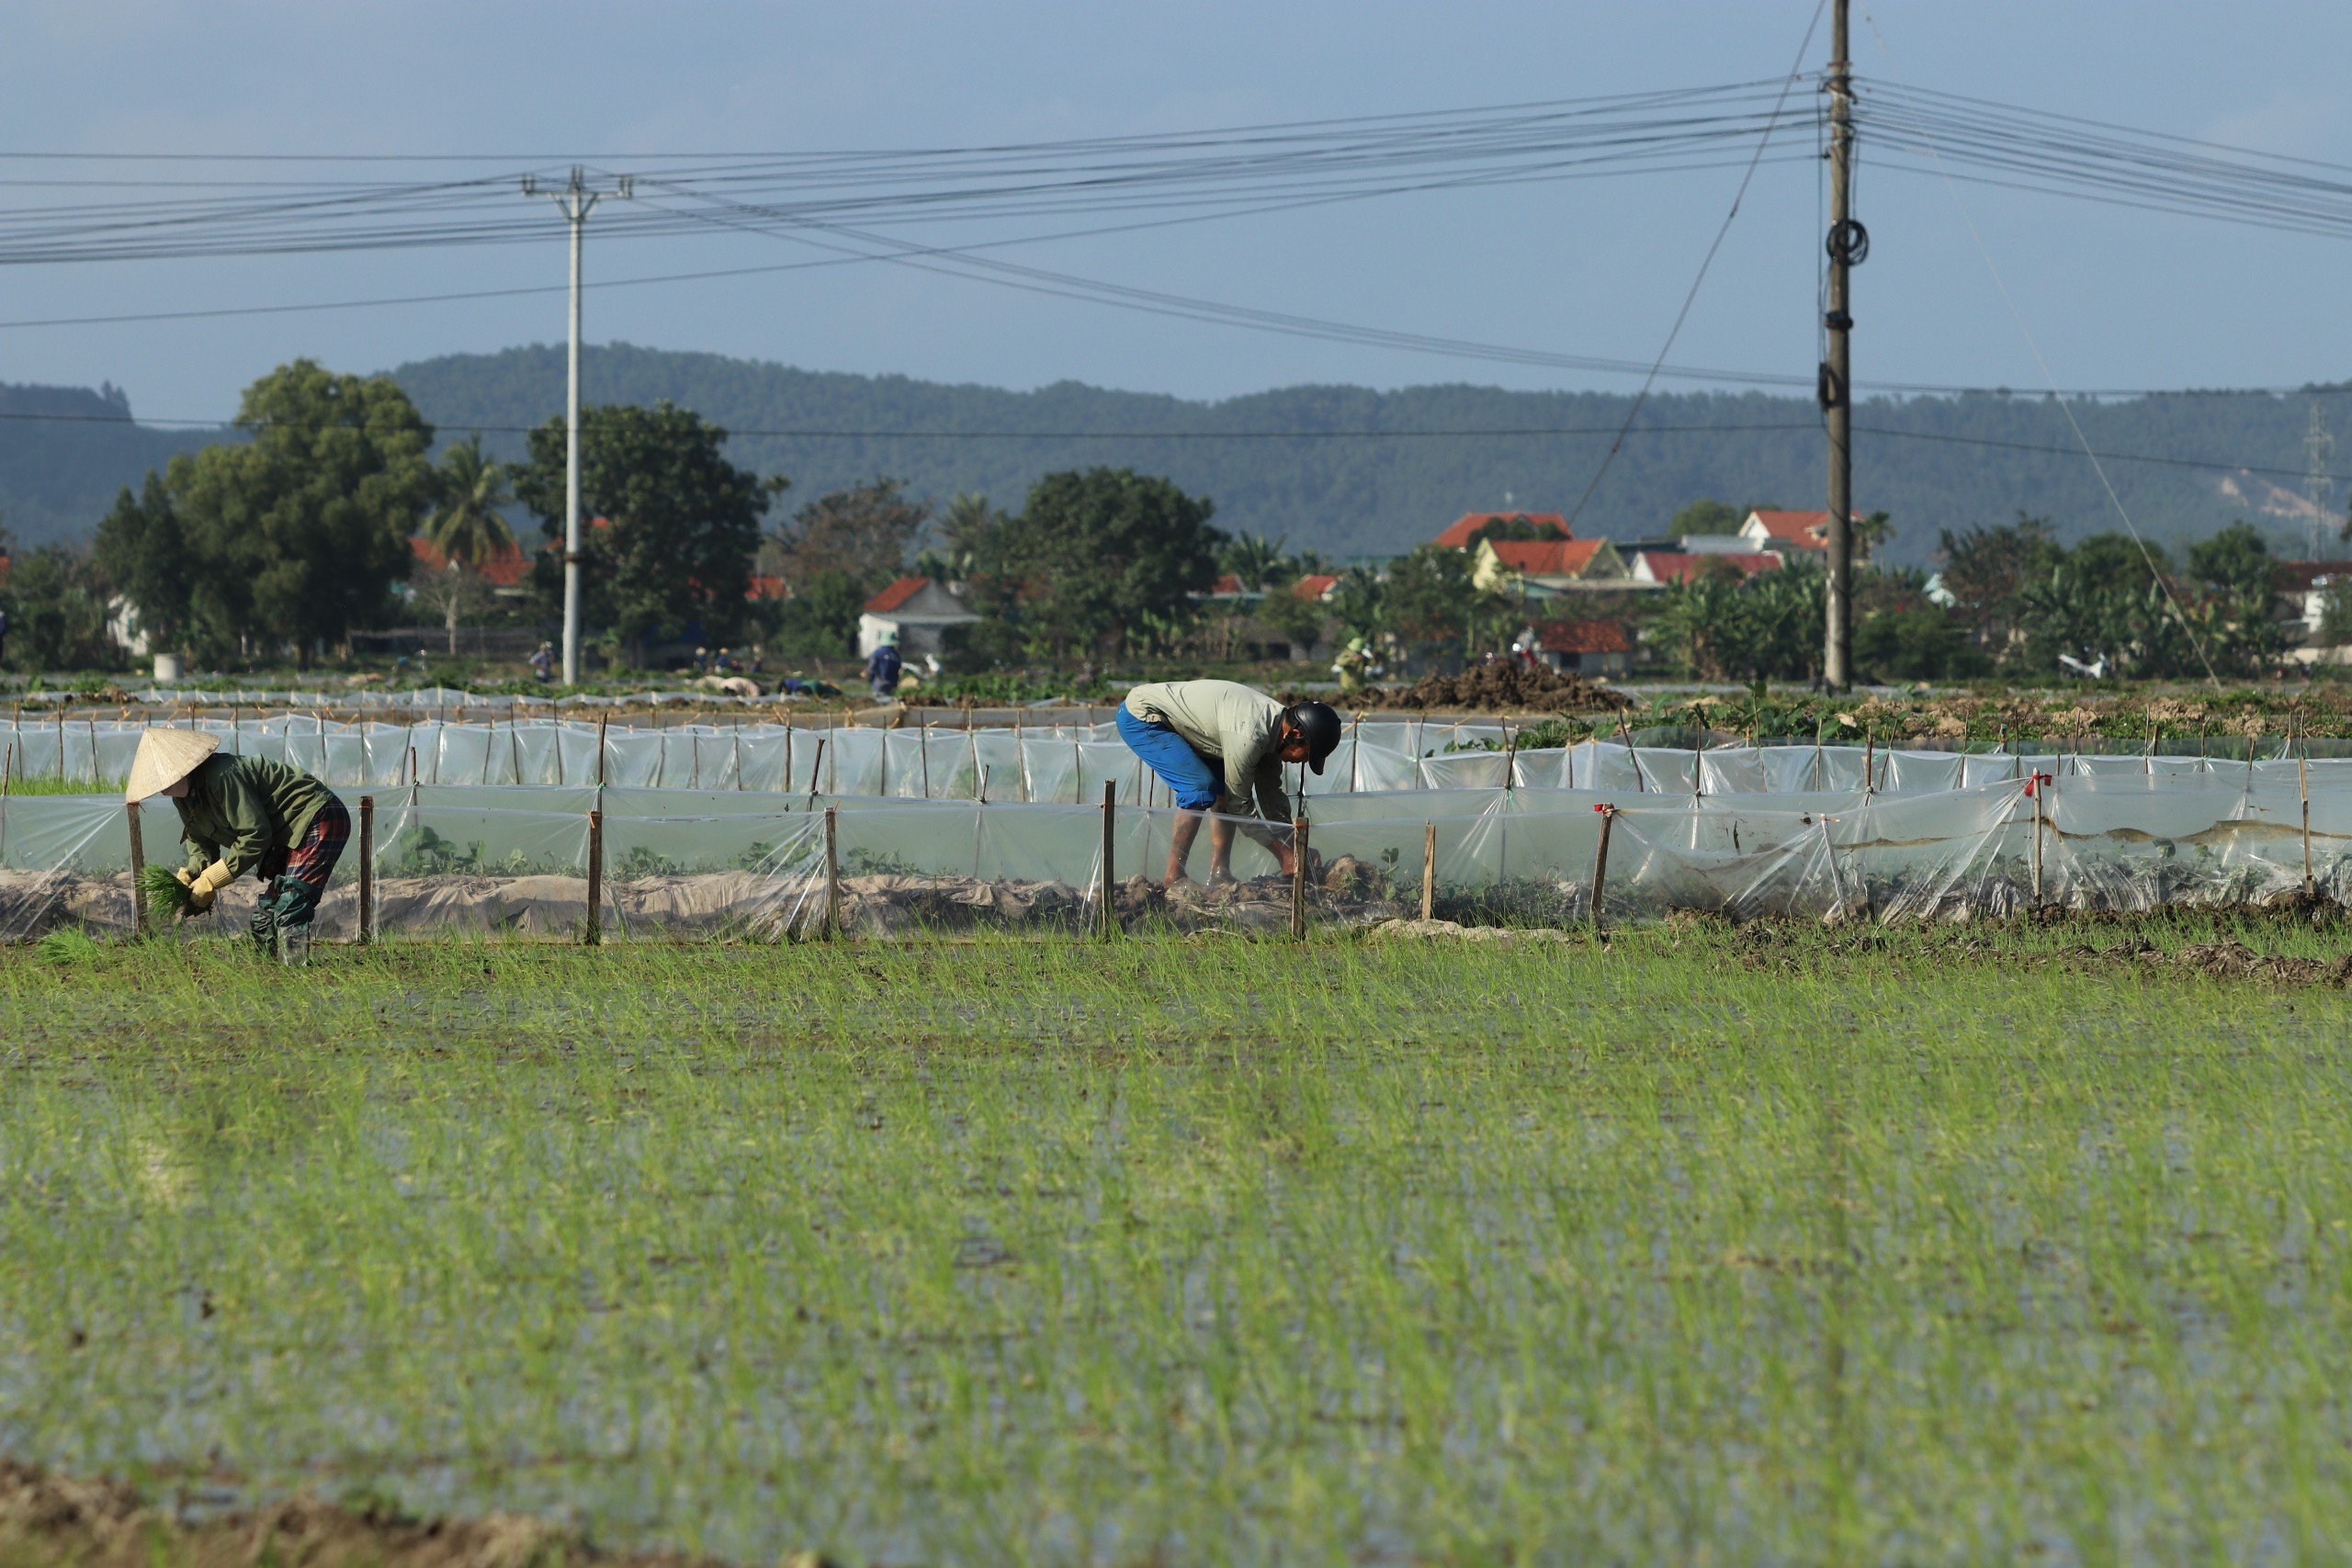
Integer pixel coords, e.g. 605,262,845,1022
1464,513,1567,547
763,569,868,661
2321,577,2352,645
418,434,515,653
1380,543,1511,657
515,401,775,663
1668,498,1741,536
92,474,200,658
1653,564,1826,682
1937,513,2064,660
1217,530,1289,591
1329,566,1385,643
2186,521,2290,674
2,546,116,671
1255,582,1327,651
98,360,435,669
1852,508,1894,564
931,491,1001,584
2186,521,2273,601
971,468,1224,659
772,477,929,592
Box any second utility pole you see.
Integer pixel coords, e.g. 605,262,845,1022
523,167,632,687
1821,0,1859,690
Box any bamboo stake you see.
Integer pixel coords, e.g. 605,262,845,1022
1420,819,1436,921
1615,708,1649,793
2301,750,2315,899
595,712,609,787
357,795,375,943
1015,711,1029,801
1589,803,1617,932
584,808,604,945
922,720,933,798
126,801,146,933
1290,816,1311,941
1098,781,1116,940
1349,715,1363,794
806,737,827,813
2029,773,2048,909
823,805,841,938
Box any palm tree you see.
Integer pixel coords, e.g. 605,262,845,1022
1852,509,1895,564
935,491,1000,583
1216,531,1288,592
420,435,515,654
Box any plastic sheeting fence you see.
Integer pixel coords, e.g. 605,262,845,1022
3,715,2337,802
4,750,2348,942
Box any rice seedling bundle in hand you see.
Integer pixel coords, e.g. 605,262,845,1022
139,863,196,919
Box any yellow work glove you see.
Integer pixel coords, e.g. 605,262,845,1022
186,860,236,914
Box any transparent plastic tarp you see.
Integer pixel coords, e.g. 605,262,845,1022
6,729,2350,941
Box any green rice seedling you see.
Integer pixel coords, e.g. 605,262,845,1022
137,862,195,921
0,931,2348,1564
33,926,101,965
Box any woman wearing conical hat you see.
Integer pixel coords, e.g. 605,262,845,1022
124,729,349,964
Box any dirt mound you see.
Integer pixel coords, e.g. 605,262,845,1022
0,1458,828,1568
1371,661,1634,714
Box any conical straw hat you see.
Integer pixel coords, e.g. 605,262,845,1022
125,728,220,802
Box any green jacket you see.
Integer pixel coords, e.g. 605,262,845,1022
175,752,338,881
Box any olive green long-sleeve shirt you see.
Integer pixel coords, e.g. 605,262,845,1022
174,752,338,880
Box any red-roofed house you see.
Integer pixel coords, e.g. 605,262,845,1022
1737,508,1860,553
1471,536,1627,594
857,575,979,659
1293,573,1341,603
1629,549,1784,586
1433,511,1572,549
1532,617,1635,677
411,535,531,591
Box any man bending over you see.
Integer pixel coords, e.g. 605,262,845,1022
1116,679,1341,885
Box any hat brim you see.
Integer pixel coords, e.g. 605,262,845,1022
124,728,220,802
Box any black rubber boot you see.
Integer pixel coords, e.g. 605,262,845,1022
248,887,280,954
271,876,320,966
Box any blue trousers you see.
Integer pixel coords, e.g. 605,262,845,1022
1115,706,1222,811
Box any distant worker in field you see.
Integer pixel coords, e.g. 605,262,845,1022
126,728,350,965
528,641,555,682
1117,679,1340,886
865,633,903,703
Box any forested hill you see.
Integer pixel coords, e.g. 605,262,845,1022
389,345,2349,566
8,344,2348,562
0,383,211,547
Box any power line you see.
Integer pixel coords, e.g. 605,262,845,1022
1563,0,1827,535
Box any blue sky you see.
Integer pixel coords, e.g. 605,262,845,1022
7,1,2352,420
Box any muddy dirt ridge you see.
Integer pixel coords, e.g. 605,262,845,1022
1364,662,1636,714
0,1459,833,1568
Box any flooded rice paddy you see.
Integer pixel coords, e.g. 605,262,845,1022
1,925,2348,1563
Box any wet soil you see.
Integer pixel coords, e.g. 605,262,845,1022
0,1459,828,1568
1363,662,1635,715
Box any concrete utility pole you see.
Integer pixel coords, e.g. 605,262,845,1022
1821,0,1860,689
522,167,632,686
